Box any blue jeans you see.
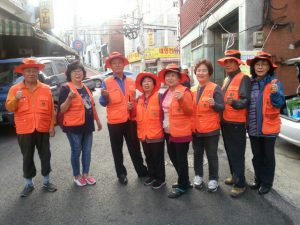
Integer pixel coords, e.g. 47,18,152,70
66,132,93,177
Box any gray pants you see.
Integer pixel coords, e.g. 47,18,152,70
192,135,219,180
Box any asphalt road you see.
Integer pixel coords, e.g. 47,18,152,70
0,93,295,225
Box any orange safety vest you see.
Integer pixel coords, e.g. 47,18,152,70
169,85,192,137
192,82,220,133
222,72,247,123
12,81,53,134
105,76,136,124
136,92,163,141
262,79,281,134
63,82,97,127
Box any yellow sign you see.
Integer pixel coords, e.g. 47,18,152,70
127,46,180,63
39,0,54,30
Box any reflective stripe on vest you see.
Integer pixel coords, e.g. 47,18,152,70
222,72,247,123
105,76,135,124
262,79,281,134
192,82,220,133
136,92,163,140
169,85,192,137
63,82,96,127
13,82,52,134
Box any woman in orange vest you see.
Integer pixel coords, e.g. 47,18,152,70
191,59,224,192
246,52,284,195
158,64,193,198
135,72,166,189
59,61,102,187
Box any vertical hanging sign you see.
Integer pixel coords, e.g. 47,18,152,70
39,0,54,30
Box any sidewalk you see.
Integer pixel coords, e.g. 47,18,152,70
218,136,300,224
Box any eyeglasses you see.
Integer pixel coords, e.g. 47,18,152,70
72,69,83,73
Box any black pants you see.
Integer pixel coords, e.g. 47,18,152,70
192,134,219,180
141,141,165,183
221,123,246,187
165,133,190,190
17,131,52,179
107,120,148,178
249,136,276,187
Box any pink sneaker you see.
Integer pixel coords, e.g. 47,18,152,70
74,177,87,187
85,176,96,185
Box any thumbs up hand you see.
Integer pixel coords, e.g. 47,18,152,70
15,89,24,100
270,83,278,94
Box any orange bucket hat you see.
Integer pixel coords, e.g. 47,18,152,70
15,58,45,74
217,49,244,67
105,52,129,69
135,72,160,93
158,64,187,83
246,51,278,69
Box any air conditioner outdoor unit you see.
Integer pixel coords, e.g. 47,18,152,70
253,31,264,48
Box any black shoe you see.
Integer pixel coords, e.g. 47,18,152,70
20,185,34,197
172,182,193,189
118,174,128,185
43,182,57,192
258,186,271,195
152,181,166,190
138,169,149,178
144,177,155,186
249,181,260,190
168,188,186,199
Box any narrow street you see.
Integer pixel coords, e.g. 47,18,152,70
0,92,298,225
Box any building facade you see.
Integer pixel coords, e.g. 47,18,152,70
262,0,300,95
179,0,263,86
124,0,180,74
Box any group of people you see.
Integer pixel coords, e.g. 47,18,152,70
5,49,284,199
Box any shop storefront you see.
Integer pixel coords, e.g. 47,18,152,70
0,18,77,59
127,46,180,74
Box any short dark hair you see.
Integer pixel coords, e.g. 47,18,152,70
250,59,274,78
140,76,157,86
65,61,86,82
194,59,214,76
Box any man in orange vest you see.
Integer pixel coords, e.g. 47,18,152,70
217,50,251,198
5,58,57,197
99,52,148,184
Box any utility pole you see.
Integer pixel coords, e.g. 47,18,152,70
136,0,145,71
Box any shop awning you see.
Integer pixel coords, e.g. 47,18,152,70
0,18,33,36
160,58,180,63
145,59,156,64
33,28,77,55
0,18,77,57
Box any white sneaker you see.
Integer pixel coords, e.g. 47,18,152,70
194,175,203,186
208,180,218,192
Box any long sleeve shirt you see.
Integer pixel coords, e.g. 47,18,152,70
222,69,251,125
5,81,55,130
99,72,128,107
194,85,225,137
247,74,285,137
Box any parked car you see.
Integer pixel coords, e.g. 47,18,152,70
279,57,300,147
0,57,101,125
